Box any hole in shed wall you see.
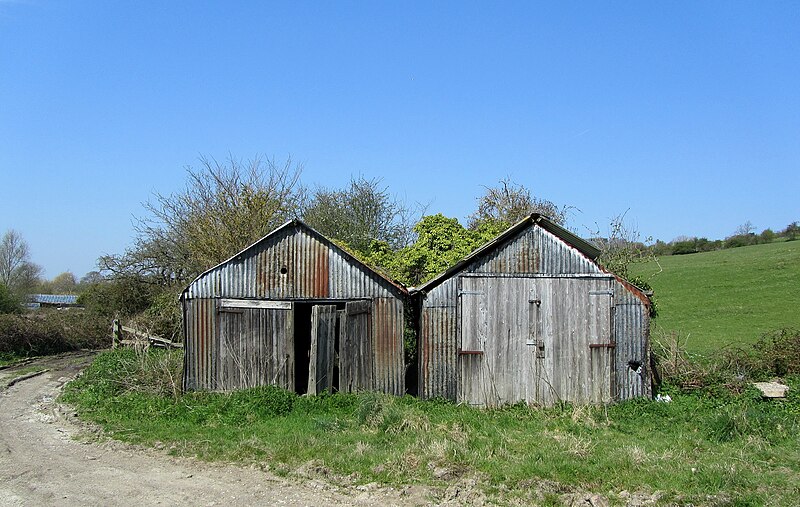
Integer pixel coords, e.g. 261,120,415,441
280,266,288,275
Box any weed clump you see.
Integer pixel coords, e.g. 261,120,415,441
652,327,800,393
356,392,431,434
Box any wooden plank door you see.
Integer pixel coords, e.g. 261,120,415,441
307,304,337,395
339,300,373,393
588,279,615,403
217,300,294,391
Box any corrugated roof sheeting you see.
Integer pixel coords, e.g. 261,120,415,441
186,224,399,300
30,294,79,305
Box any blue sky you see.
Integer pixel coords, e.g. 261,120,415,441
1,1,798,278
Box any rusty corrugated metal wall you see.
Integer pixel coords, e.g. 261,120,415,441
417,222,650,405
613,279,651,399
470,226,600,275
182,221,406,394
185,225,398,300
419,277,459,400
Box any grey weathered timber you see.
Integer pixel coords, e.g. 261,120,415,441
217,303,294,391
340,300,373,392
416,214,651,407
456,275,614,406
308,305,337,395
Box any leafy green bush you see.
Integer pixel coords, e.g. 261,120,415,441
0,311,109,357
724,233,759,249
671,240,699,255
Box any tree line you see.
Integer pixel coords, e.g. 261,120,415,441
1,156,570,337
3,154,795,337
649,221,799,257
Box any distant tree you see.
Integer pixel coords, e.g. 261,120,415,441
78,276,158,318
79,271,104,286
734,221,756,236
301,176,419,254
0,230,42,298
725,221,759,248
51,271,78,294
102,155,303,285
468,178,568,230
760,228,776,244
0,281,20,314
782,221,799,241
650,239,672,256
671,239,699,255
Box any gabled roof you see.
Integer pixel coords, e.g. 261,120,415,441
413,214,602,294
183,219,409,297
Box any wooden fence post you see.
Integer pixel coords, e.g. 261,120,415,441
112,319,121,349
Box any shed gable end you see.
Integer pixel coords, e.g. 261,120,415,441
185,222,404,300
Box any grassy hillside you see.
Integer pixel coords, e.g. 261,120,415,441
631,240,800,356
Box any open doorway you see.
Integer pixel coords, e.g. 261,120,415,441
293,301,346,395
293,303,313,394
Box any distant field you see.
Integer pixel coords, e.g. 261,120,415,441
630,241,800,356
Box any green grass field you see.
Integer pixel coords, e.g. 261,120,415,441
631,241,800,356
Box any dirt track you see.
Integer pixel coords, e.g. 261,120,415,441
0,353,440,507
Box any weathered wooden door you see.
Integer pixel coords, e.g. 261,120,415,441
588,281,615,403
217,299,294,391
458,276,615,406
537,277,615,404
339,300,373,393
307,304,337,395
458,277,488,405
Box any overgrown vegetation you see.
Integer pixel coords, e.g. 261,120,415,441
0,311,109,359
63,343,800,506
652,327,800,392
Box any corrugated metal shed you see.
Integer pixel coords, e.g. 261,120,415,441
29,294,79,305
413,214,651,406
182,220,408,396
